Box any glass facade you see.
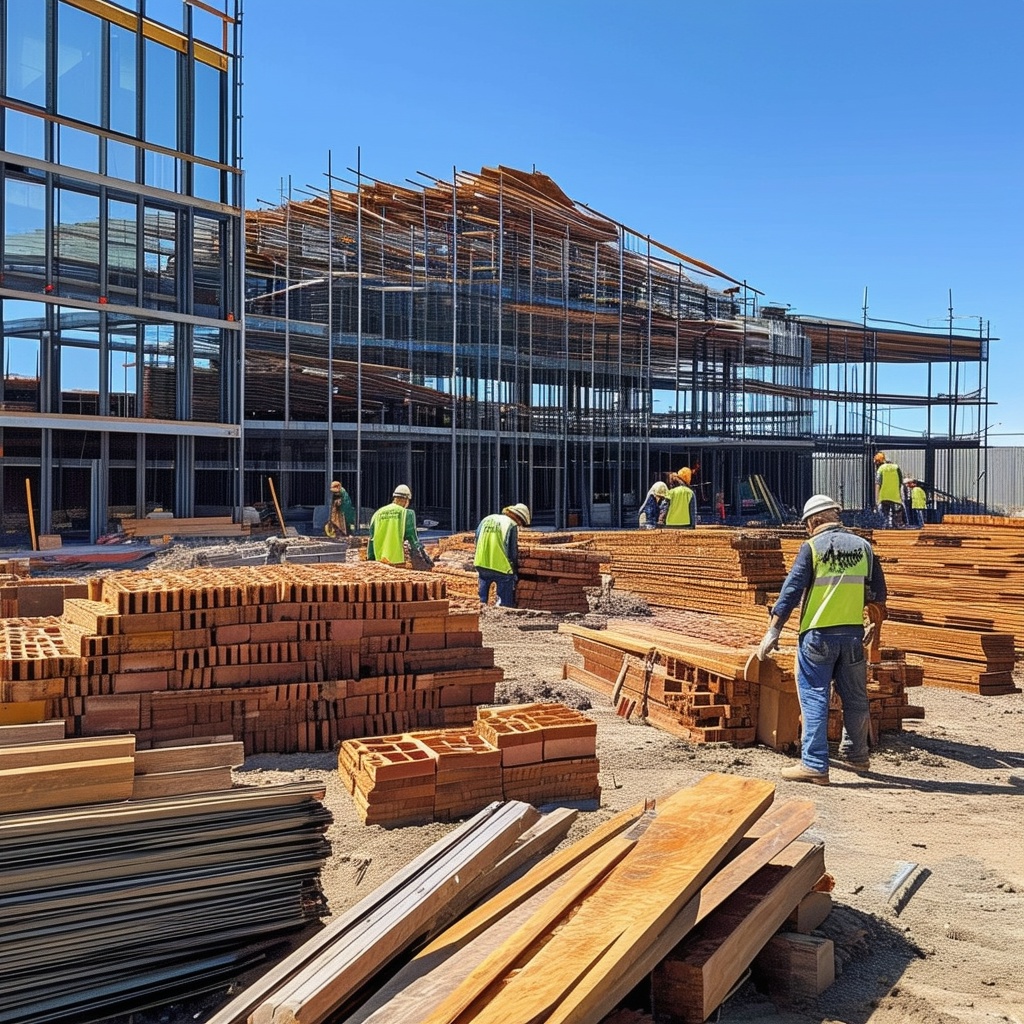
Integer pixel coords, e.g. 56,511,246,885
1,0,242,541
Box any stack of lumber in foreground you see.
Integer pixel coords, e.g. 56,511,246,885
433,531,604,613
0,782,331,1024
0,563,501,754
121,515,250,539
206,799,576,1024
0,719,246,810
572,528,788,614
339,703,600,825
301,774,830,1024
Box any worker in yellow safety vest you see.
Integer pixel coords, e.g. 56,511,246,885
907,478,927,529
664,468,696,528
756,493,888,785
474,503,531,606
874,452,904,529
367,484,429,565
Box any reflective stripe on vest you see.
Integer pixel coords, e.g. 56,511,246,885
798,531,872,633
371,503,407,564
474,514,514,575
877,462,901,502
665,485,693,526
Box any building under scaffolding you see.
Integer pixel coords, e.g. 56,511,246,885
243,164,992,532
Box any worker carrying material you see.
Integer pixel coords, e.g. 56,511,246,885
874,452,904,529
638,481,669,528
756,493,888,785
367,484,432,567
474,503,531,607
664,472,696,529
325,480,355,538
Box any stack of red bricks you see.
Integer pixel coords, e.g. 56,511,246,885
338,702,600,825
0,564,502,754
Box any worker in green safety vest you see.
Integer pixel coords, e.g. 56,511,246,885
756,493,888,786
367,484,429,565
474,503,531,606
664,468,696,529
874,452,904,529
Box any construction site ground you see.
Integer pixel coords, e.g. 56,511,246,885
28,541,1024,1024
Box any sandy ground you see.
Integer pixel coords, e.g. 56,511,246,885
56,549,1021,1024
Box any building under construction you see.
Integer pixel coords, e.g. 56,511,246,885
243,164,993,532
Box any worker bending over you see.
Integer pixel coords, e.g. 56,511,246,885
874,452,904,528
757,494,888,785
326,479,355,538
664,467,696,529
907,478,927,529
367,484,430,565
638,481,669,528
474,503,531,607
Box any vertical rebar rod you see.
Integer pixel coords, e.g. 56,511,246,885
326,150,334,500
356,147,364,524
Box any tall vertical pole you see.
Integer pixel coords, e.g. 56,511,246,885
326,150,334,499
528,208,535,518
356,147,364,525
496,174,504,511
616,227,624,528
450,166,459,530
284,177,291,425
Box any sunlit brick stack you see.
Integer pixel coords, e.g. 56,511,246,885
0,564,502,754
338,702,600,825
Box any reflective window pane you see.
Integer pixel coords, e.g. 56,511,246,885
144,39,177,149
106,139,137,182
142,205,176,308
109,25,138,136
2,299,45,411
53,188,101,299
3,108,46,159
5,0,47,106
108,322,138,416
143,0,183,31
57,2,102,125
193,215,224,317
193,60,222,160
55,123,100,173
143,321,176,418
108,198,139,303
3,177,46,290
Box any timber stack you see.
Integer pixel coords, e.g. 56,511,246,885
0,564,502,753
338,703,600,825
573,528,788,614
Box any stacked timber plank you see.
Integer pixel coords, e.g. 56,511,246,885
857,519,1024,693
338,703,600,825
0,564,502,754
121,515,250,539
573,528,788,614
205,800,554,1024
326,775,825,1024
0,782,331,1024
433,530,603,612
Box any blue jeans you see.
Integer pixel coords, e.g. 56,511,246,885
795,628,870,773
477,568,517,607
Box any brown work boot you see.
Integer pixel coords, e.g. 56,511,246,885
835,757,870,772
780,762,830,786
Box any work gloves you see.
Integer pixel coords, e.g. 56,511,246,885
757,624,781,661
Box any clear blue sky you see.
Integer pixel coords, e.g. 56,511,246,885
241,0,1024,444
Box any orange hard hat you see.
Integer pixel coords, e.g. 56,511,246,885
677,466,692,484
874,453,886,464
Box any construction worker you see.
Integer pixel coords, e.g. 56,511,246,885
474,503,530,607
325,480,355,538
874,452,904,528
757,493,888,785
907,478,927,529
664,469,696,529
367,484,429,565
638,481,669,528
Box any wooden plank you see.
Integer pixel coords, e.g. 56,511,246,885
785,889,832,933
544,798,816,1024
752,931,835,999
134,741,244,774
131,765,234,799
424,774,776,1024
0,756,136,812
653,839,827,1023
0,735,135,771
0,720,66,745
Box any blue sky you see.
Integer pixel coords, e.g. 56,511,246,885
241,0,1024,443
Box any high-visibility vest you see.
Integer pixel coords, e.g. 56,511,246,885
474,514,515,575
369,502,407,564
911,486,926,510
798,530,872,633
665,485,694,526
876,462,902,502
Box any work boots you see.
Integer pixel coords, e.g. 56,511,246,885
780,762,830,786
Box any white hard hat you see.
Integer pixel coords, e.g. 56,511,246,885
801,494,841,522
651,481,669,497
393,484,412,499
502,503,532,526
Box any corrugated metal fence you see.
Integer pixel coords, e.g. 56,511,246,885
813,446,1024,516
